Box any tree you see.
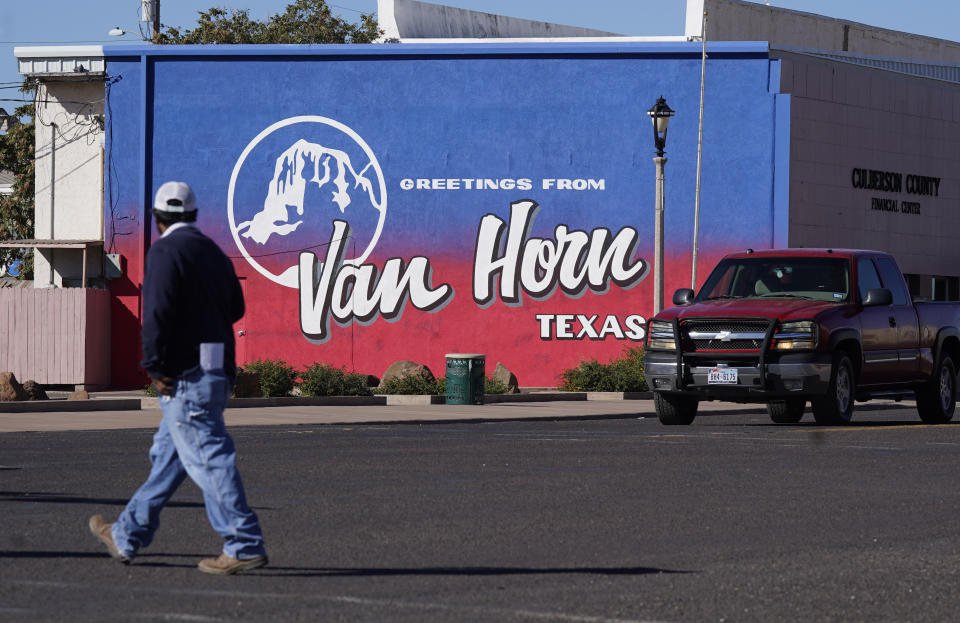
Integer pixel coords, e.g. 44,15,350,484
158,0,380,44
0,97,36,279
0,1,379,281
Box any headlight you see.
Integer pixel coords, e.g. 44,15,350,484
773,320,817,350
647,320,676,350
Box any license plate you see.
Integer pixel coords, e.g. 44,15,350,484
708,367,738,384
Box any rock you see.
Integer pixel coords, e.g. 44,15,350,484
68,390,90,400
232,369,260,398
22,380,48,400
492,362,520,393
0,371,27,401
380,360,435,385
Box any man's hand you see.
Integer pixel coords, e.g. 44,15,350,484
153,377,177,396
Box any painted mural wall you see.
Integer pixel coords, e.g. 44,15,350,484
104,42,784,388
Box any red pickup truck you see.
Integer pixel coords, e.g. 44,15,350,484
643,249,960,425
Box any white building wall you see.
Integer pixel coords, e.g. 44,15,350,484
32,80,104,287
780,54,960,278
687,0,960,64
378,0,620,40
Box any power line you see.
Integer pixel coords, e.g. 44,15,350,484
330,3,375,14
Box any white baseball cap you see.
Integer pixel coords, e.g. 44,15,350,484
153,181,197,213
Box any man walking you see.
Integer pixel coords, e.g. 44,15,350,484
89,181,267,575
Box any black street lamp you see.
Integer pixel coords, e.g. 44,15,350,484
647,96,674,314
647,96,675,158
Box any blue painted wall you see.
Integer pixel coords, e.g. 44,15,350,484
102,42,785,386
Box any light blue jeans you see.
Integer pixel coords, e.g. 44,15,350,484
112,366,266,561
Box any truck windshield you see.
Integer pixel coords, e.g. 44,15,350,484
697,257,851,302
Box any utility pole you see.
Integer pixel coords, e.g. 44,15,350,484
142,0,160,40
691,10,708,290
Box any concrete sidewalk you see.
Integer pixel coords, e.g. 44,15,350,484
0,396,796,433
0,399,657,432
0,399,917,433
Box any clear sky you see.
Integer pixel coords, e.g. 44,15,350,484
2,0,960,112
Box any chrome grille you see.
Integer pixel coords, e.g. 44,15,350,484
680,319,770,351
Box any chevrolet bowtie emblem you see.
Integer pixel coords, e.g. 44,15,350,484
716,331,732,341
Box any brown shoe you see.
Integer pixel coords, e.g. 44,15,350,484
197,552,268,575
88,515,130,563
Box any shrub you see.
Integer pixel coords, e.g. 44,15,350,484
299,363,344,396
242,358,298,397
558,345,648,392
342,372,375,396
483,375,509,395
300,363,373,397
375,373,440,395
143,382,157,397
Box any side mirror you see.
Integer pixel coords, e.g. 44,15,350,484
672,288,695,306
863,288,892,307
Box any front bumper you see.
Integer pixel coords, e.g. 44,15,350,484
644,350,833,401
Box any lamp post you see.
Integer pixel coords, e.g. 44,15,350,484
108,27,151,42
647,95,674,314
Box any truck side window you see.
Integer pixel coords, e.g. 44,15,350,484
857,258,883,302
877,258,908,305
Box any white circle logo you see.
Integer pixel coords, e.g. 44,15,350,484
228,116,387,288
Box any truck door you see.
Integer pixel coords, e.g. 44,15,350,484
857,257,900,385
876,257,921,382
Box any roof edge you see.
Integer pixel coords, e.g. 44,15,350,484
86,40,769,58
14,45,104,58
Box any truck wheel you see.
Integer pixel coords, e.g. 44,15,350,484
812,353,855,425
916,355,956,424
654,392,699,425
767,399,805,424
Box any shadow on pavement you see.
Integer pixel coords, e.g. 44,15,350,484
257,565,694,578
0,550,111,559
0,552,694,576
0,550,203,570
1,491,276,511
745,420,956,428
0,491,205,508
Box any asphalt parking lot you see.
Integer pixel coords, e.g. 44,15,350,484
4,401,960,622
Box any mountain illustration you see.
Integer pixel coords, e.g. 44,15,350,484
237,138,383,246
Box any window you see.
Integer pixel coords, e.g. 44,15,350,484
877,258,908,305
933,277,948,301
697,257,850,302
857,258,883,302
903,274,960,301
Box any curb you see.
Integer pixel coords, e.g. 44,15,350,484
385,395,446,405
137,396,390,409
1,391,655,413
485,392,585,403
586,392,653,401
0,399,142,413
228,395,387,408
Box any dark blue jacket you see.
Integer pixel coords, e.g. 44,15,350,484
140,225,244,381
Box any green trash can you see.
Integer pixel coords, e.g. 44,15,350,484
445,354,486,405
